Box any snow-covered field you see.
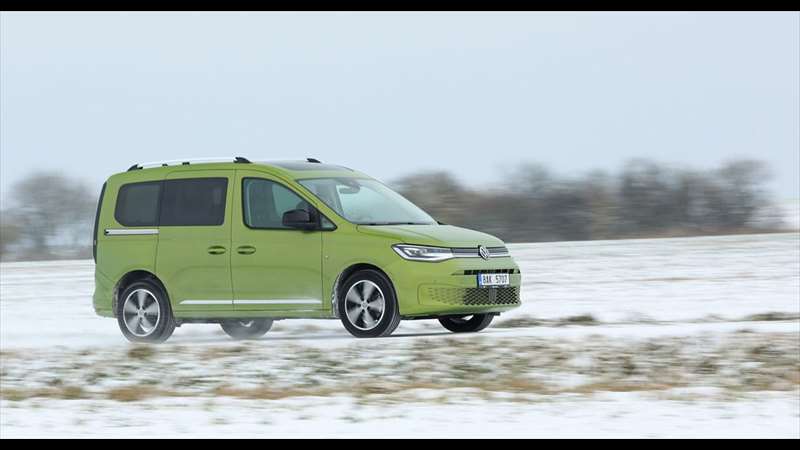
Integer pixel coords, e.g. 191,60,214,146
1,233,799,438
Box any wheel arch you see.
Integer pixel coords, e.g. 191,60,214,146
113,270,170,317
331,263,397,319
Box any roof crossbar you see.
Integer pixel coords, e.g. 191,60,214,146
128,156,251,171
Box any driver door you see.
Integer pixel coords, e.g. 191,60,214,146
230,171,323,312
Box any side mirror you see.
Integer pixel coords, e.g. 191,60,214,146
282,209,316,230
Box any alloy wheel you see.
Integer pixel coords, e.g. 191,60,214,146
344,280,386,331
122,289,161,337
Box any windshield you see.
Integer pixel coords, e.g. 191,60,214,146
298,178,436,225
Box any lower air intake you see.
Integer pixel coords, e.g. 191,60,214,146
426,287,520,306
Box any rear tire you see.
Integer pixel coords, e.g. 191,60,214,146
338,269,401,338
220,319,273,340
117,280,176,343
439,314,494,333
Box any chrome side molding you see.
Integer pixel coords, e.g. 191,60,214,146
178,299,322,306
179,300,232,305
234,299,322,305
104,228,159,236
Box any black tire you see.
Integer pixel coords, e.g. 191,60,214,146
439,314,494,333
338,269,401,338
220,319,273,340
116,279,176,343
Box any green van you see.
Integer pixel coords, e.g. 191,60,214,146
92,157,521,342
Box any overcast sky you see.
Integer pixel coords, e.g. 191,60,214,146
1,12,798,199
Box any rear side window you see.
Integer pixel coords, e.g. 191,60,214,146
115,182,162,227
159,178,228,226
242,178,311,229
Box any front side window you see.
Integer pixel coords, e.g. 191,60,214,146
115,181,161,227
298,178,436,225
243,178,312,229
159,178,228,226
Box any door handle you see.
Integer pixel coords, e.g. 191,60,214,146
207,246,227,255
237,245,256,255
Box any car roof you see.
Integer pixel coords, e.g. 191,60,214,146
111,158,369,182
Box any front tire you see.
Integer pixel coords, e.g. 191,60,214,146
439,314,494,333
220,319,273,340
117,280,176,343
338,270,401,338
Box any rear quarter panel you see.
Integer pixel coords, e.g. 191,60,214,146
93,172,162,316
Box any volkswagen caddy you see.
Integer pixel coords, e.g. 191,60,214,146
92,157,521,342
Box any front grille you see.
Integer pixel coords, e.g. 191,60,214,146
451,246,509,258
426,287,520,306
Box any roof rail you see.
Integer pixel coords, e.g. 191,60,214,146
127,156,251,171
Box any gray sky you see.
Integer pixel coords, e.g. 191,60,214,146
1,12,798,199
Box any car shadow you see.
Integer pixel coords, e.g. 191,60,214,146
167,329,467,344
386,331,454,338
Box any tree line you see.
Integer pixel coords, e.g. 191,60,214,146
392,159,786,243
0,159,788,261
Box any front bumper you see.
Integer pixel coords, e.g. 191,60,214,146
387,256,522,317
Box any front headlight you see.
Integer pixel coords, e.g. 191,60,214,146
392,244,453,262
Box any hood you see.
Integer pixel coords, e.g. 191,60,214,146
356,224,505,248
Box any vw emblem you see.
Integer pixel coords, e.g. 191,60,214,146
478,245,490,260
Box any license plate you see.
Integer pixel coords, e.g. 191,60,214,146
477,273,509,287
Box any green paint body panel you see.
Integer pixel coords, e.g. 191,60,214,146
93,161,521,322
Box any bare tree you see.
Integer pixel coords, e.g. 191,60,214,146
6,172,96,256
0,212,22,258
580,170,617,239
391,172,472,226
716,160,770,229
